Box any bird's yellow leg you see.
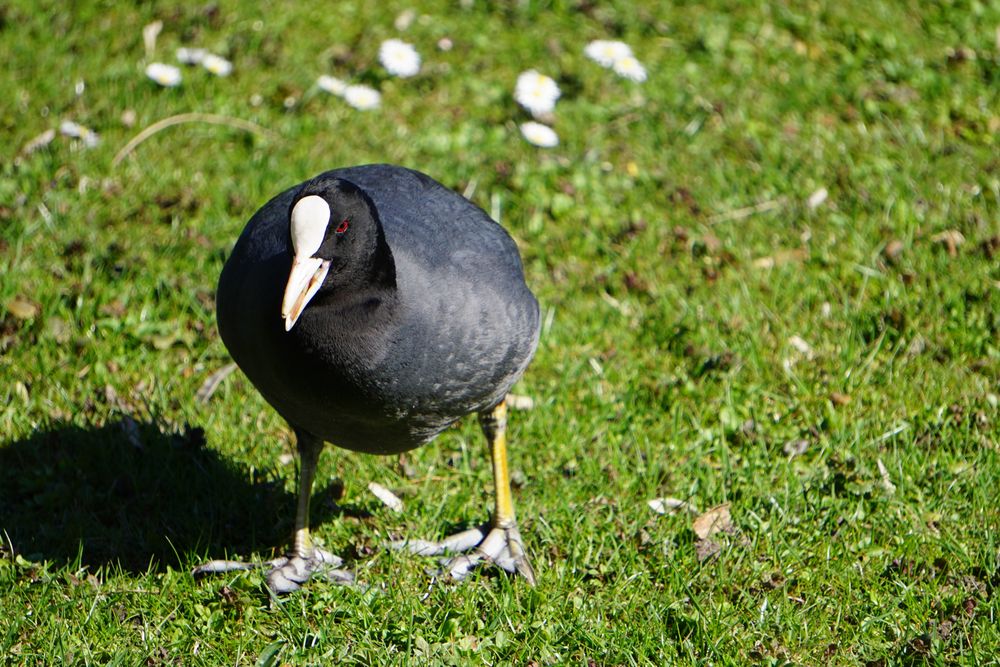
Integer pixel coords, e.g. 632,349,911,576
483,401,516,529
476,400,536,584
392,399,535,584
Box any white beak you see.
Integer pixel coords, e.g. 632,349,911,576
281,256,331,331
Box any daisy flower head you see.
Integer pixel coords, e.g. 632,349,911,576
514,70,561,117
612,55,647,82
317,75,348,96
145,62,182,87
584,40,633,67
59,120,100,148
202,53,233,77
344,84,381,110
176,47,207,65
519,121,558,148
379,39,421,78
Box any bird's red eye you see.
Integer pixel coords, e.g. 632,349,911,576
335,219,349,234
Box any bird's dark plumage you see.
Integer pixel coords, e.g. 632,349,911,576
217,163,539,453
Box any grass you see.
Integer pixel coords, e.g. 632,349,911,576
1,0,998,663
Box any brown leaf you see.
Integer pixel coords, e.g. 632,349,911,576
695,538,722,561
100,299,126,317
906,335,927,357
7,298,38,320
963,597,978,616
783,439,809,457
701,233,722,254
623,271,649,294
219,585,238,606
45,317,71,344
692,503,732,539
931,229,965,256
946,45,976,63
981,235,1000,259
830,392,851,406
884,239,904,263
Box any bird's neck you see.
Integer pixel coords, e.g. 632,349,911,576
296,221,397,338
309,282,397,314
368,227,396,292
311,244,397,316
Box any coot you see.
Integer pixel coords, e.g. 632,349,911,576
194,164,539,592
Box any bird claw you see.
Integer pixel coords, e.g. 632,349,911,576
265,548,354,593
392,523,535,585
192,547,354,594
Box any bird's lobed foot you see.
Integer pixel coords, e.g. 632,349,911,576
266,547,355,593
392,523,536,585
192,547,354,594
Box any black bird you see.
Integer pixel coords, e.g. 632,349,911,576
194,164,539,592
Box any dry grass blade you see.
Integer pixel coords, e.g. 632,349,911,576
709,197,787,224
20,129,56,156
112,113,276,167
196,363,237,404
368,482,404,513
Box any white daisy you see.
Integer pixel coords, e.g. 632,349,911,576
584,40,633,67
612,55,647,82
520,121,558,148
514,70,561,116
393,9,416,31
317,75,348,96
202,53,233,77
379,39,421,78
343,84,381,110
145,62,182,87
59,120,100,148
176,47,207,65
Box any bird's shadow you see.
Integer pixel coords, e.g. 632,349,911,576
0,418,340,574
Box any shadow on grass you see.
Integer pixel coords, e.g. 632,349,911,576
0,418,297,574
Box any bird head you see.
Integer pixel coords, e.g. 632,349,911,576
281,177,387,331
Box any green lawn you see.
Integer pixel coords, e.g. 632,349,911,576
2,0,998,664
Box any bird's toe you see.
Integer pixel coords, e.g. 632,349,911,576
394,523,535,585
191,549,353,593
265,548,353,594
192,559,258,577
390,525,487,556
